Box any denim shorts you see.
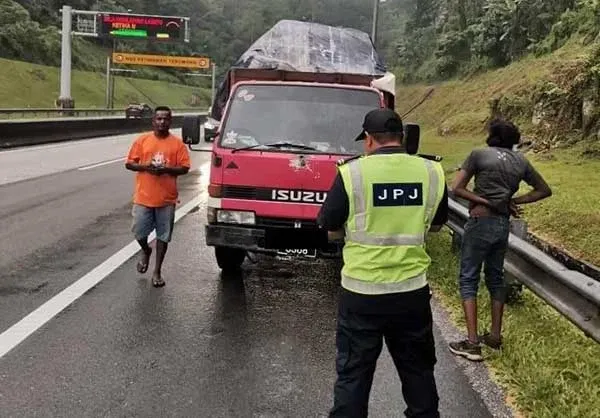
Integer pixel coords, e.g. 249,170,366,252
131,204,176,243
458,216,510,302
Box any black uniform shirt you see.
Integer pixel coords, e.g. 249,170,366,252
318,146,449,231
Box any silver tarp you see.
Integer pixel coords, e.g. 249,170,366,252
210,19,387,121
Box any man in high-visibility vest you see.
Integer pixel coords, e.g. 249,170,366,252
318,108,448,418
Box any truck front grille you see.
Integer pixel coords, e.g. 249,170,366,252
256,217,319,229
222,185,258,199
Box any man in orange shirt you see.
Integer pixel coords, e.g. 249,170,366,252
125,106,191,287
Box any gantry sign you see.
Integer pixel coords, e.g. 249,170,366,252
68,9,191,42
57,6,191,108
98,12,189,42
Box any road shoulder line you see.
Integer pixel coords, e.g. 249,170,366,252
0,195,202,359
430,296,516,418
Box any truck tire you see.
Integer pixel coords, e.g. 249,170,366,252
215,247,246,271
182,115,201,145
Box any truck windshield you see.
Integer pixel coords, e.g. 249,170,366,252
219,85,382,154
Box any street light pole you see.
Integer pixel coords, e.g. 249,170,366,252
105,56,111,109
371,0,379,46
58,5,74,109
211,63,216,104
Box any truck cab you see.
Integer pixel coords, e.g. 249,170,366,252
203,69,392,270
181,19,400,272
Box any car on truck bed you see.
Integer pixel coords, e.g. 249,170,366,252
183,20,398,272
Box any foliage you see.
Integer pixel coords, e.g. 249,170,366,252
397,40,600,266
2,0,398,83
0,57,212,108
426,231,600,418
2,0,600,88
393,0,593,81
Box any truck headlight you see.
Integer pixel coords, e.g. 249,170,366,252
217,210,255,225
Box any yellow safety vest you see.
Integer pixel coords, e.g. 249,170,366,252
338,152,445,295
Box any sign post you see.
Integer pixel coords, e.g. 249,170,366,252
107,68,138,109
111,53,213,109
211,62,216,104
58,8,191,109
58,5,73,109
183,63,217,107
105,56,111,109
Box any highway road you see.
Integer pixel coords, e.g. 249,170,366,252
0,130,514,417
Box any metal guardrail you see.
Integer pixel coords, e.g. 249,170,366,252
446,198,600,343
0,112,207,149
0,108,200,120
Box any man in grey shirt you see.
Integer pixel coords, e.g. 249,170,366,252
448,119,552,361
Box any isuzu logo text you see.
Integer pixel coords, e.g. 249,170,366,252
271,190,327,204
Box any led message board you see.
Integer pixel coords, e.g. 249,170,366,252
98,12,189,42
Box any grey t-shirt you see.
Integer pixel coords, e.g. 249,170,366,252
461,147,537,216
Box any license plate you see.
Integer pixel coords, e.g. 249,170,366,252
276,248,317,258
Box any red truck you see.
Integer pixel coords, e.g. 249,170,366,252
183,20,400,271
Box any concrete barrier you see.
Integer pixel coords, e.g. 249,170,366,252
0,113,206,149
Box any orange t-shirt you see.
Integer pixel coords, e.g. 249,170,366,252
126,132,191,207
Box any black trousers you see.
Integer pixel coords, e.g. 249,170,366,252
330,285,440,418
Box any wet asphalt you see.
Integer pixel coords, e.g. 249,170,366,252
0,132,506,417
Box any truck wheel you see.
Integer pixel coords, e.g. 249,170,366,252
215,247,246,271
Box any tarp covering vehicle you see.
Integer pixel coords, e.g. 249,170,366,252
210,19,394,121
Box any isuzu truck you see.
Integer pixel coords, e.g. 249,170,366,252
183,20,399,271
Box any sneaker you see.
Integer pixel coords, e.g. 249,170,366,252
449,339,483,361
480,332,502,350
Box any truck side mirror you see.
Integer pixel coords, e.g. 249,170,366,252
182,115,201,145
205,130,217,142
204,123,219,142
404,123,420,155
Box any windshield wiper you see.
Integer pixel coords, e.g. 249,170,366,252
231,141,317,154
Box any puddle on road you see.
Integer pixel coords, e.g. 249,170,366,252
236,254,342,295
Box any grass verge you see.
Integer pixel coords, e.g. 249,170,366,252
426,231,600,418
0,58,212,110
418,130,600,267
398,39,600,267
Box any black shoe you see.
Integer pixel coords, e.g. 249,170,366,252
449,339,483,361
480,332,502,350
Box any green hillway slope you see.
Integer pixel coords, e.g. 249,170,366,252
0,58,211,110
407,40,600,418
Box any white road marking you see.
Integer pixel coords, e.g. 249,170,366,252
78,157,126,171
0,133,134,154
0,130,187,186
0,161,209,359
1,129,182,155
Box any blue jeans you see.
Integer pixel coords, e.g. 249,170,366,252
131,204,176,243
459,216,510,303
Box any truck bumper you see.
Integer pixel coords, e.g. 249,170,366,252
205,224,343,259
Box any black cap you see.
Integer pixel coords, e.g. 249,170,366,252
355,108,404,141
